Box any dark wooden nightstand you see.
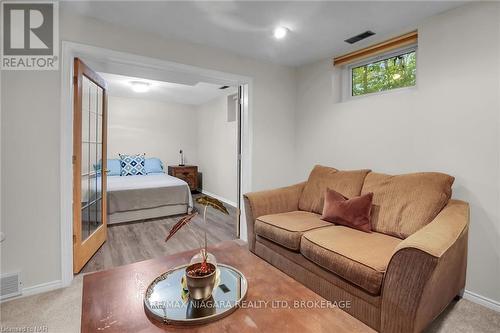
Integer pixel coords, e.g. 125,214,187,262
168,165,198,192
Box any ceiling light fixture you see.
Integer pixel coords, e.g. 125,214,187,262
273,26,288,40
130,81,150,93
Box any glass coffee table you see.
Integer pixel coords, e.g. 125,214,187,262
144,263,248,325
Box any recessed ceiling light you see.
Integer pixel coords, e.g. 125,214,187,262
130,81,150,93
273,26,288,40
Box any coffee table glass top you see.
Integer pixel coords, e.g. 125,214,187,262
144,263,248,325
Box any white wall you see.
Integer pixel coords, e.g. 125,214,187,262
107,96,197,166
196,95,238,204
295,2,500,304
1,71,62,289
107,94,238,205
1,12,296,291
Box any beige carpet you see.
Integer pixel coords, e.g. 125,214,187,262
427,298,500,333
1,277,499,332
0,276,82,333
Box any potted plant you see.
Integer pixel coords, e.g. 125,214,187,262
165,196,229,300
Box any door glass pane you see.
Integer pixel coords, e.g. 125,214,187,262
97,87,103,115
89,142,97,172
81,175,89,206
89,174,97,204
87,200,100,237
95,144,102,174
89,144,97,202
96,198,102,227
83,76,90,109
97,114,102,143
96,144,102,201
81,142,89,175
82,109,90,143
89,80,97,113
82,79,90,143
89,111,97,143
81,205,90,240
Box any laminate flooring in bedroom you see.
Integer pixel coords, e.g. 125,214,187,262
80,193,238,274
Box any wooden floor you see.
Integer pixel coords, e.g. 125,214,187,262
80,193,238,274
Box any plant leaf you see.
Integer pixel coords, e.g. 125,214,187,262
165,212,198,242
195,196,229,215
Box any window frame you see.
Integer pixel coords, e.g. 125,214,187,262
346,44,418,100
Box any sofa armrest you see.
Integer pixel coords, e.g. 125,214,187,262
243,182,306,251
381,200,469,333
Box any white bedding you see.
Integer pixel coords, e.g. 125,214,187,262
106,173,193,214
108,174,189,192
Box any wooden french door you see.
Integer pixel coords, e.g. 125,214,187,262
73,58,108,273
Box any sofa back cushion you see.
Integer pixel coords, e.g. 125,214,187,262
299,165,370,214
361,172,454,239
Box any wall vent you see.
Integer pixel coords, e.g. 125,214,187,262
344,31,375,44
1,272,22,300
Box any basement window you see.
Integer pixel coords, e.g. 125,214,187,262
349,47,417,97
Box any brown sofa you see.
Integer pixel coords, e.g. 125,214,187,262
244,165,469,333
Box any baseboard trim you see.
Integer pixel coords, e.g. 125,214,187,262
1,280,63,303
464,289,500,312
200,190,237,208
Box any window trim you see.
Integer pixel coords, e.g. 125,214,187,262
346,44,417,100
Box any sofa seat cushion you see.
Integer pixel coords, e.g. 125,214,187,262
299,165,371,214
255,211,331,251
301,226,401,294
361,172,454,239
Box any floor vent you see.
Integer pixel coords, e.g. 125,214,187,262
1,272,22,300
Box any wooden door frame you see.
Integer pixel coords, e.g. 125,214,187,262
72,58,108,273
60,42,253,287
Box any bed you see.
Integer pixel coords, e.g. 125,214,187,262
106,173,193,224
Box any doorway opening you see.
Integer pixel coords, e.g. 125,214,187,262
61,42,252,284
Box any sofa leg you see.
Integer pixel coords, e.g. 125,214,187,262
454,289,465,301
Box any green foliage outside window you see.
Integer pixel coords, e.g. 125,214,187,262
352,50,416,96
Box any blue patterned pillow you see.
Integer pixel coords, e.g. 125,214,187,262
119,154,146,176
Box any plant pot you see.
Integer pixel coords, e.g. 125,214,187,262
185,263,217,300
186,296,216,319
190,250,217,268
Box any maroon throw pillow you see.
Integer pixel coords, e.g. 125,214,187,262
321,188,373,233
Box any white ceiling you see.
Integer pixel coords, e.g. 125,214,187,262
62,1,468,66
100,72,237,105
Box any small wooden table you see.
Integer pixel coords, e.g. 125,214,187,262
168,165,198,192
81,241,373,333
